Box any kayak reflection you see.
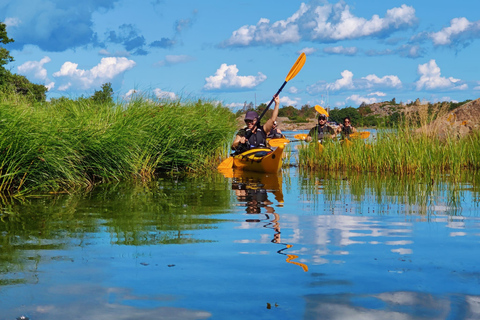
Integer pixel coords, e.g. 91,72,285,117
220,169,308,272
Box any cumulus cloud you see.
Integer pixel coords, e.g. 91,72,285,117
429,17,480,46
106,24,147,55
346,94,379,105
52,57,136,91
155,55,195,67
221,2,417,47
1,0,118,51
307,70,401,95
17,56,55,90
368,91,387,97
288,86,299,94
153,88,177,100
278,95,301,106
298,47,317,55
203,64,267,91
415,59,467,91
323,46,358,55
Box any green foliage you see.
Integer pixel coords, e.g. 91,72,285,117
0,93,237,195
0,22,47,102
91,82,114,104
0,22,14,68
329,107,361,125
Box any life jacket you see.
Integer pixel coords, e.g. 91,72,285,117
342,126,353,137
267,128,283,139
312,124,332,141
248,125,267,148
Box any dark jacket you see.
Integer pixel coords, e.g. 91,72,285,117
308,124,335,142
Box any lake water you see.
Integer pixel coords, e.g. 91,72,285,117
1,135,480,320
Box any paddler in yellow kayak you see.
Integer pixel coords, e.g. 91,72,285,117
339,116,357,140
305,113,337,143
231,94,280,155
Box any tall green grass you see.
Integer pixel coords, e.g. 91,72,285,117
298,124,480,175
0,93,237,195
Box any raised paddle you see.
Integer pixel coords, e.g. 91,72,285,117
268,138,290,147
314,105,329,117
217,53,307,170
256,52,306,124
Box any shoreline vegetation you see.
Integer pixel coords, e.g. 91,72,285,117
297,106,480,175
0,92,236,196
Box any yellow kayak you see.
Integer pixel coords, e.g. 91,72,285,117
232,145,284,173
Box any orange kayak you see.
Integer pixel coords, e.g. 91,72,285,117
232,145,284,173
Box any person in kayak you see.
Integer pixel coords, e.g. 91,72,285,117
231,94,280,154
339,116,357,139
306,113,337,143
267,121,283,139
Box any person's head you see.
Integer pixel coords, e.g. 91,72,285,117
343,117,351,126
318,114,327,125
244,111,258,129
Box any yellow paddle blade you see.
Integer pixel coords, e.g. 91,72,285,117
217,157,234,170
286,254,309,272
285,52,306,82
268,138,290,147
294,133,308,140
350,131,370,139
314,105,329,117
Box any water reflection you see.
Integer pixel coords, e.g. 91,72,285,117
220,169,308,272
299,170,480,216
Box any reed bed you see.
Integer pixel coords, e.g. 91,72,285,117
0,93,236,196
298,120,480,176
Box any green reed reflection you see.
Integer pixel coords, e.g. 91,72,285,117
298,169,480,216
0,173,233,285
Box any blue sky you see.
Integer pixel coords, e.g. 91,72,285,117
2,0,480,110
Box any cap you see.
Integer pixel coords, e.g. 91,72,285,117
318,114,327,120
245,111,258,121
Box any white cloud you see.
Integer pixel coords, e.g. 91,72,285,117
415,60,467,91
52,57,136,91
155,55,195,67
307,70,401,95
323,46,358,55
328,70,354,91
278,95,301,106
298,47,317,55
153,88,177,100
429,17,480,45
224,102,245,109
288,86,299,94
98,49,131,57
361,74,402,89
222,3,416,47
17,56,55,90
368,91,386,97
4,17,21,27
346,94,379,105
203,64,266,91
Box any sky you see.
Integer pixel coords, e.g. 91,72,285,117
2,0,480,110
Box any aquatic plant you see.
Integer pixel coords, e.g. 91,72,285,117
0,92,236,195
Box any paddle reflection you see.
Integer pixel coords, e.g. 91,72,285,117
220,169,308,272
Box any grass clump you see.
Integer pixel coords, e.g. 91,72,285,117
0,93,237,196
298,104,480,176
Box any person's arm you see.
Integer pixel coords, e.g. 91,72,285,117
232,133,246,150
263,95,280,136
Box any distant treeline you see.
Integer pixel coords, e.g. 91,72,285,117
236,98,473,127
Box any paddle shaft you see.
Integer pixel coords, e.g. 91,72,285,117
257,81,287,124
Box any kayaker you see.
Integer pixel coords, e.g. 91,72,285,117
339,116,357,139
231,94,280,154
267,121,283,139
306,113,337,143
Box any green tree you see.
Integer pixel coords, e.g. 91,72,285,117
1,22,47,102
91,82,114,104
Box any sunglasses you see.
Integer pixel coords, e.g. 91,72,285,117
344,120,350,123
245,119,254,124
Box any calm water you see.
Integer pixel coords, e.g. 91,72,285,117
2,139,480,319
